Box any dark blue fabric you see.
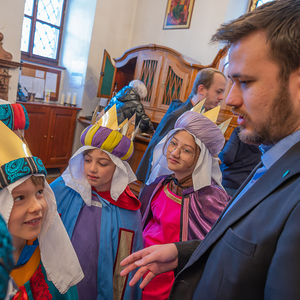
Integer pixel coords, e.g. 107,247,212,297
219,127,261,189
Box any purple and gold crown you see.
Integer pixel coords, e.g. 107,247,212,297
80,105,135,161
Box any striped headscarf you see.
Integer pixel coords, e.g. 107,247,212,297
80,124,134,161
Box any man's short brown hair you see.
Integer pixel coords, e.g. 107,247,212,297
190,68,225,98
211,0,300,81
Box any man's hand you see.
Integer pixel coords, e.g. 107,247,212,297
120,244,178,289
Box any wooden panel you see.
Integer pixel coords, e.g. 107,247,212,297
156,57,190,110
47,108,77,166
23,104,50,162
20,101,80,172
144,108,166,124
135,52,164,108
127,135,150,173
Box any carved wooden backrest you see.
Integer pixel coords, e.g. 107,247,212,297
0,33,22,101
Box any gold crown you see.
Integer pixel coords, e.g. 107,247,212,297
92,104,140,140
0,121,32,167
191,99,232,136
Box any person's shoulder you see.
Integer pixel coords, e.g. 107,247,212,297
118,186,141,211
50,176,65,189
197,181,231,203
50,176,77,199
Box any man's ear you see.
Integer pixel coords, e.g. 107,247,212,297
197,84,207,97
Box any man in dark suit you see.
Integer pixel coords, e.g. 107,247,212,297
136,67,226,184
121,1,300,299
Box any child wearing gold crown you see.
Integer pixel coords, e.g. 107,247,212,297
0,121,83,299
139,110,230,300
50,108,143,300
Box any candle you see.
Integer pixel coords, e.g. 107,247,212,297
72,93,77,105
66,92,71,104
60,93,65,105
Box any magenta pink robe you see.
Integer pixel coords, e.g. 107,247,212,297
140,177,231,300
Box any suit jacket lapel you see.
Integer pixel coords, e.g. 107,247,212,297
181,140,300,271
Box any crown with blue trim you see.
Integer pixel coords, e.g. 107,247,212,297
191,99,232,135
0,121,47,190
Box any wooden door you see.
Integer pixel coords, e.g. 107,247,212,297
97,49,116,99
134,52,164,108
156,57,190,110
46,107,77,167
23,104,50,162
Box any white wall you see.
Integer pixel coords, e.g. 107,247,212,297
71,0,138,151
0,0,25,102
60,0,98,153
130,0,249,65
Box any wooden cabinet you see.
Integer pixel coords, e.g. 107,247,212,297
98,44,229,125
20,101,81,172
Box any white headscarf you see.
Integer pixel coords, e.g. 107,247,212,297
62,145,136,203
0,174,84,294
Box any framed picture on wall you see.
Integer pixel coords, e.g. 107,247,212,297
163,0,195,30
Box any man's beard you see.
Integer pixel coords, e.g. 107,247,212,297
233,80,297,145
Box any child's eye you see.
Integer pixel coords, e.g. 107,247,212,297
14,195,24,202
37,189,44,196
36,189,44,199
84,158,91,163
170,140,177,146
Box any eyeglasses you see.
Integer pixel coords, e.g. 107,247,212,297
167,140,194,162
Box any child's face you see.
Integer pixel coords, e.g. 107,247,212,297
8,176,47,248
83,149,116,192
166,130,199,180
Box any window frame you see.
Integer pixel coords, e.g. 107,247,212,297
21,0,67,66
248,0,273,11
